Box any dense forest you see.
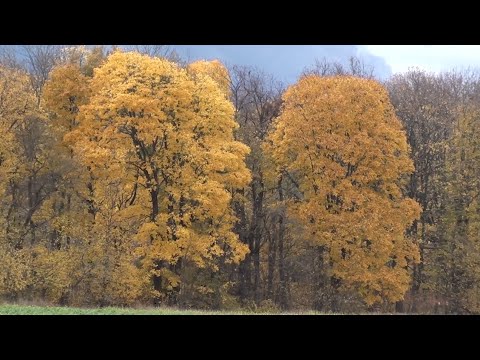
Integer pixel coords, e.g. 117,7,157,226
1,45,479,314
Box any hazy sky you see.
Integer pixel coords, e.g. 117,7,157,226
366,45,480,74
173,45,480,84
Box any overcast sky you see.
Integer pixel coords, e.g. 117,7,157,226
173,45,480,84
365,45,480,74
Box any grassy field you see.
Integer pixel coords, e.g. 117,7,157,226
0,304,248,315
0,304,322,315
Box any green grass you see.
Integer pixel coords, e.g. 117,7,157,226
0,304,240,315
0,304,326,315
0,303,332,315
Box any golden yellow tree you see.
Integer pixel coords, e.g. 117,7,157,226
42,64,90,136
42,51,146,305
187,59,231,97
0,66,38,189
65,51,250,301
0,65,41,297
266,75,421,306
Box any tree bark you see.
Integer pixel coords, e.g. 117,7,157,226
277,176,288,309
267,226,276,299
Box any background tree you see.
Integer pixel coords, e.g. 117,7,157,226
131,45,181,63
386,68,480,312
20,45,63,102
0,64,45,299
228,66,284,307
430,102,480,314
302,56,375,79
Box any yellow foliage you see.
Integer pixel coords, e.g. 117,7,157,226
187,59,231,98
0,66,38,189
43,64,90,136
265,75,421,305
0,246,32,296
57,51,250,298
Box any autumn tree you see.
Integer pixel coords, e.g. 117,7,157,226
188,60,231,97
0,64,45,298
64,51,250,305
266,75,421,309
2,48,106,304
27,46,118,305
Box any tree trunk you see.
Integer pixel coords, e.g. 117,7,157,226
253,180,264,303
234,188,251,302
277,177,288,309
267,228,277,299
313,247,327,311
150,188,159,221
395,300,405,313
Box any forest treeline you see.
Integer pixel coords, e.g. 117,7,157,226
0,45,479,314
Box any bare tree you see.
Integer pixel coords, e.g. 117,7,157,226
20,45,63,100
230,65,285,305
302,56,375,79
0,46,22,69
131,45,181,63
